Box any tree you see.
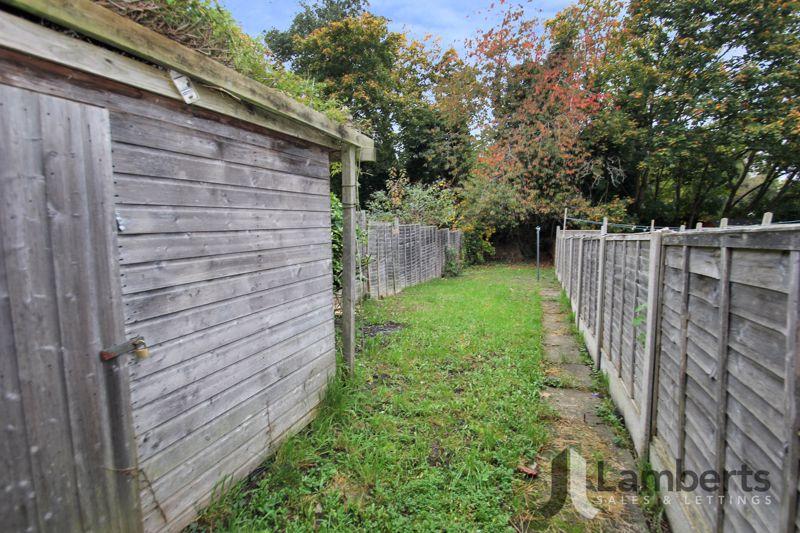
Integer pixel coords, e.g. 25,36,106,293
464,0,628,233
263,0,368,63
596,0,800,224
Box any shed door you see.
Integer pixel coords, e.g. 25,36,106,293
0,85,141,532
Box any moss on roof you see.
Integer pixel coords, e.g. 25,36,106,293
94,0,351,123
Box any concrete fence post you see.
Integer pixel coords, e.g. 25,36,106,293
593,219,608,367
641,230,664,456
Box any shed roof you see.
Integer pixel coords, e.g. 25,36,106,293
0,0,375,160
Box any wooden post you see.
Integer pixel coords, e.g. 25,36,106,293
342,146,357,374
617,240,629,376
696,222,703,230
762,212,774,225
680,224,686,232
650,220,655,232
641,231,664,457
594,219,608,368
629,239,642,396
676,245,692,472
780,251,800,533
713,246,732,532
563,208,568,231
720,218,728,228
555,226,560,281
575,236,585,323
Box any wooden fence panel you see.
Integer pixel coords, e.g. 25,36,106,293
358,220,461,300
556,225,800,533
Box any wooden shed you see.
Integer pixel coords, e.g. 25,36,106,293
0,1,373,531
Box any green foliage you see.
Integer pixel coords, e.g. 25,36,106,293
331,193,343,290
263,0,368,63
366,172,457,227
443,248,463,277
271,2,479,202
463,230,495,265
97,0,350,122
190,265,548,531
594,0,800,223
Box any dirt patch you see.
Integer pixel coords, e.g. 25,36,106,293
361,321,404,337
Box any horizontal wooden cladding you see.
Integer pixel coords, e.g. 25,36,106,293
110,112,330,168
124,259,331,322
112,144,329,195
127,275,331,346
132,322,334,435
114,175,329,212
110,113,328,179
140,361,332,531
135,340,333,462
131,306,332,403
120,237,330,293
119,228,330,267
116,205,329,236
129,291,332,380
138,348,332,486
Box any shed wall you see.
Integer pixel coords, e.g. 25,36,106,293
0,51,337,532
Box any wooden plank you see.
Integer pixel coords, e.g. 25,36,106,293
642,231,663,455
129,275,331,346
130,309,332,404
114,175,329,212
135,342,333,462
120,236,330,293
676,245,691,471
81,100,143,532
132,330,334,434
0,177,38,533
0,1,375,157
665,225,800,250
41,94,119,531
111,113,329,179
0,84,83,531
120,230,330,266
629,239,641,397
111,145,329,196
341,146,357,373
124,259,331,322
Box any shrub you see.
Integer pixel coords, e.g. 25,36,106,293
444,248,463,277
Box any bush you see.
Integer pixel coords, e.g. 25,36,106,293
366,172,456,228
444,248,463,277
463,230,494,265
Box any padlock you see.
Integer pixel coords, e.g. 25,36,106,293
133,339,150,359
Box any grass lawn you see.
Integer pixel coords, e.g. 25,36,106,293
192,264,553,531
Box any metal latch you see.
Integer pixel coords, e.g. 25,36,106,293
100,336,150,361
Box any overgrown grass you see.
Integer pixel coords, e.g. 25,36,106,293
191,265,549,531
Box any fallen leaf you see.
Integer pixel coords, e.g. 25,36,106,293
518,462,539,478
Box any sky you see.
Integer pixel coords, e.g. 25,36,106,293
220,0,573,56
